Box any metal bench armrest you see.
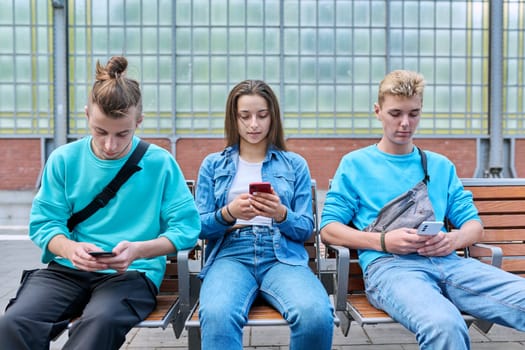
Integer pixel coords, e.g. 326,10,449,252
170,246,199,338
469,242,503,268
176,248,191,314
325,244,349,311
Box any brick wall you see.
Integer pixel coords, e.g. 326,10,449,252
173,137,480,190
0,137,518,191
0,139,42,190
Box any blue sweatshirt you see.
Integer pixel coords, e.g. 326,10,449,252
29,136,201,289
320,145,480,273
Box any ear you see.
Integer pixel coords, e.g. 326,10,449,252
374,102,381,120
136,114,144,127
84,105,89,119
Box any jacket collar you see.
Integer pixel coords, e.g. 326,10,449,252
221,144,279,162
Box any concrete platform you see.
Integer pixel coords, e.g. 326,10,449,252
0,237,524,349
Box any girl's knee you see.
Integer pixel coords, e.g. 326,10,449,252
200,303,246,330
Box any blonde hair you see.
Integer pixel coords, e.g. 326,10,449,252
377,70,425,107
88,56,142,119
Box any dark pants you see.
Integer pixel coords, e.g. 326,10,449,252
0,261,157,350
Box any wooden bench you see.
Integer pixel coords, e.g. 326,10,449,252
325,178,525,336
184,180,338,350
134,249,192,337
460,178,525,277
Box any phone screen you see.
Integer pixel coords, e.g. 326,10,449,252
249,182,272,194
89,251,116,257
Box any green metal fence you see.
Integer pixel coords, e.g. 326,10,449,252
0,0,523,139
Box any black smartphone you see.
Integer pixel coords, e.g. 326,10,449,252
89,251,115,257
249,182,272,194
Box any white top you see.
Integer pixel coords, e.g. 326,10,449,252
228,157,272,227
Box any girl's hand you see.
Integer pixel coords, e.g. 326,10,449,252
249,189,287,222
227,194,257,220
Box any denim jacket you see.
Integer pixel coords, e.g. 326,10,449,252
196,144,314,278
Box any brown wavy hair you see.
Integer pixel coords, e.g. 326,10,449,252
88,56,142,119
224,80,287,151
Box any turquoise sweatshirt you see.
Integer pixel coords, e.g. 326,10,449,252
29,136,200,289
320,145,480,273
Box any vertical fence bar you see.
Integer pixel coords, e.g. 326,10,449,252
488,0,504,176
51,0,68,148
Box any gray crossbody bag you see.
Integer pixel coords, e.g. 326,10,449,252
361,148,435,233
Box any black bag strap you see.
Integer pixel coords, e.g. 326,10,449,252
417,147,430,184
67,140,150,232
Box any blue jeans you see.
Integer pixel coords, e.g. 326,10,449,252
364,253,525,350
199,226,334,350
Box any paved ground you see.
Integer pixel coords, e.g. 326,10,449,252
1,234,524,349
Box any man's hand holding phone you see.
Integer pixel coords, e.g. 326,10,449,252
89,251,116,257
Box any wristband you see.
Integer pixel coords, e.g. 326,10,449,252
380,232,388,253
226,204,236,221
214,208,230,225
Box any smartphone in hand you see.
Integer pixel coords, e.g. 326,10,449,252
89,251,116,257
249,182,272,194
417,221,444,236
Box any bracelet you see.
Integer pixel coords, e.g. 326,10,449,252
214,209,229,225
380,232,388,253
226,204,236,221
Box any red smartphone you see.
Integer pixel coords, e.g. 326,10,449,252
249,182,272,194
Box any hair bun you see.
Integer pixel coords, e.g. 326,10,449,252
106,56,128,79
90,56,142,118
95,56,128,81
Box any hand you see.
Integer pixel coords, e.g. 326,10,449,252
381,227,430,255
67,242,113,272
70,241,139,273
249,189,286,221
93,241,139,273
383,228,456,256
416,232,457,256
227,194,257,221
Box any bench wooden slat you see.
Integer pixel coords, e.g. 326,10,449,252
481,229,525,241
189,300,284,324
501,260,525,273
165,263,178,275
348,278,365,292
473,200,525,214
466,185,525,199
469,244,525,257
347,295,391,320
158,278,179,293
477,214,525,228
145,295,180,321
